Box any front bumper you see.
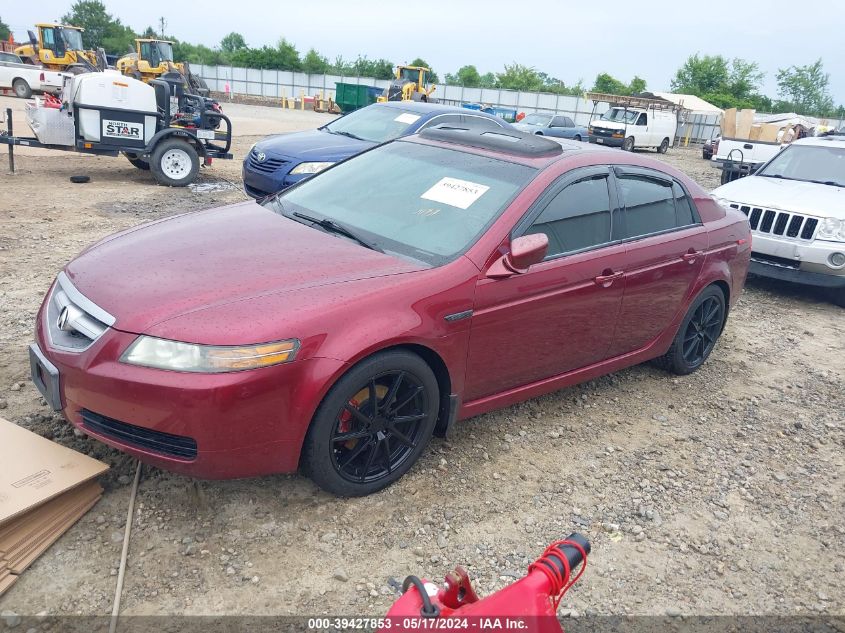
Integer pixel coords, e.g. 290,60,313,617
750,258,845,288
588,134,624,147
31,318,346,479
748,232,845,287
241,160,307,199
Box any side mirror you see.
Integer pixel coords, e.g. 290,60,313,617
488,234,549,278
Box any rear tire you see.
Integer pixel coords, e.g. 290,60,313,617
622,136,635,151
150,138,199,187
124,152,150,170
658,138,670,153
655,286,726,375
12,79,31,99
302,350,439,497
573,134,582,142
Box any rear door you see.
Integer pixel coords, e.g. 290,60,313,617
606,166,707,356
464,166,627,400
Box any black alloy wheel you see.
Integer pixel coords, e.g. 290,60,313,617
302,350,439,496
330,371,429,484
656,286,726,375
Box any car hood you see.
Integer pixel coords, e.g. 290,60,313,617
255,129,375,161
64,202,424,336
712,175,845,219
590,119,625,130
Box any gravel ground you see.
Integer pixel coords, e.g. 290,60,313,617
0,97,842,621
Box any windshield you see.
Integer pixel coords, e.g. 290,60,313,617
265,142,536,265
62,28,84,51
757,144,845,187
156,42,174,62
600,108,639,124
324,106,425,143
521,113,552,127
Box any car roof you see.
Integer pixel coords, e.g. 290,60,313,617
404,125,630,167
792,135,845,149
372,100,501,119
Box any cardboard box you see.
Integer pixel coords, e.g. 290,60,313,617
0,418,108,596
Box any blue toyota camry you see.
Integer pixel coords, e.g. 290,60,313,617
242,101,512,198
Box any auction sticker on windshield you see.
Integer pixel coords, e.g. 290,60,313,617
421,177,490,209
394,113,421,124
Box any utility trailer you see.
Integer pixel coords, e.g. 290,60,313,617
1,72,232,186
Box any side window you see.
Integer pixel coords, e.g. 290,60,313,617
673,182,698,226
525,176,612,257
636,113,647,126
617,175,677,237
420,114,462,130
42,28,56,52
564,116,575,127
462,115,504,130
550,116,566,128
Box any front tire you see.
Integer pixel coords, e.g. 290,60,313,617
829,287,845,308
302,350,439,497
658,138,670,153
150,138,199,186
655,286,726,375
622,136,635,151
12,79,32,99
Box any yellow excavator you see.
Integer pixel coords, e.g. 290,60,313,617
116,39,209,95
378,65,436,103
15,23,104,73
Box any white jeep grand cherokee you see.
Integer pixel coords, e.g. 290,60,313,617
712,135,845,306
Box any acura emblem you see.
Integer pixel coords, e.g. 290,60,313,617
256,152,266,162
57,306,72,331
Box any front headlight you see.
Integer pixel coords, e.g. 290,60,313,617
818,217,845,242
290,161,335,175
120,336,299,372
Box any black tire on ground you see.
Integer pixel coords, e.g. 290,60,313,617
658,137,670,153
69,175,90,183
150,138,199,187
12,79,31,99
654,285,727,375
720,169,732,185
829,288,845,308
573,135,582,142
124,152,150,170
301,350,440,497
622,136,635,151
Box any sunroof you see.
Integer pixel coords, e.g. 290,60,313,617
419,125,564,158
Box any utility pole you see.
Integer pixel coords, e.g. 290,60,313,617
158,17,166,38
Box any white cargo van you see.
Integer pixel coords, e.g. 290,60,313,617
588,106,677,152
584,93,681,153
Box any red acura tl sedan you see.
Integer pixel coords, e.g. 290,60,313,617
30,126,751,496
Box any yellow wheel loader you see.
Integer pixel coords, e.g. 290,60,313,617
117,39,209,96
377,65,436,103
15,24,104,73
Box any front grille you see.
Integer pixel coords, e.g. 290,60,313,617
46,272,114,352
590,127,617,137
247,150,289,174
730,203,818,241
81,409,198,460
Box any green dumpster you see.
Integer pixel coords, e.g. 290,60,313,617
335,82,382,113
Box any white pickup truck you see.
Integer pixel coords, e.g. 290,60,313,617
0,52,64,99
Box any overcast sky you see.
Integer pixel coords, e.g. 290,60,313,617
5,0,843,104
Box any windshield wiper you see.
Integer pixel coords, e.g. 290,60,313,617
330,130,364,141
805,179,843,187
291,211,383,253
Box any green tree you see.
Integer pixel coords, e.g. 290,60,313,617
230,38,301,70
445,64,481,86
408,57,438,83
140,26,158,39
62,0,135,53
302,48,330,74
0,16,10,41
671,54,730,95
592,72,627,94
727,58,764,101
220,32,246,54
479,72,496,88
496,63,543,91
776,59,834,116
628,75,646,94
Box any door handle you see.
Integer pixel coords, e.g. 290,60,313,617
594,270,624,287
682,250,703,264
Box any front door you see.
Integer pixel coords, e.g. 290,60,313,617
464,167,627,401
